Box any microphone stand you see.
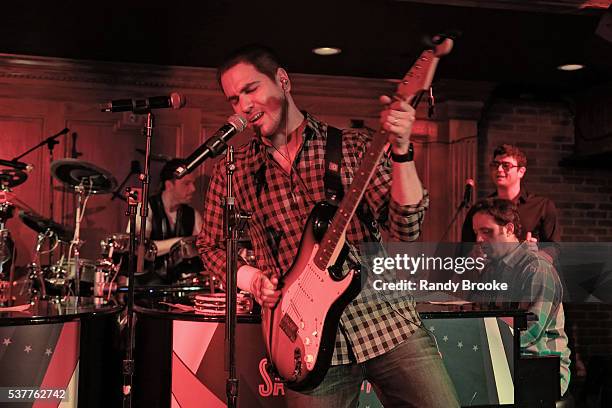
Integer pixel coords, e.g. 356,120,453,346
123,186,139,408
122,112,155,408
111,161,141,202
440,199,469,242
223,146,250,408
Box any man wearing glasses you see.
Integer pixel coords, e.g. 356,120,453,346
461,144,560,261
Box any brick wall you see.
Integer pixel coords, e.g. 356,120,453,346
478,97,612,393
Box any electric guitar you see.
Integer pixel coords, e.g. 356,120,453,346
261,36,454,391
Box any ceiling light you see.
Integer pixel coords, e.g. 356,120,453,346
312,47,342,56
557,64,585,71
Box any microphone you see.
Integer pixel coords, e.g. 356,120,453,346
0,159,34,173
174,114,248,179
100,92,186,113
460,178,475,209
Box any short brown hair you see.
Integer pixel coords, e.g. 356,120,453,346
492,144,527,168
472,198,523,238
159,158,187,191
216,45,283,88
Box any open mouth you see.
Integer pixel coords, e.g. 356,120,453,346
250,112,263,124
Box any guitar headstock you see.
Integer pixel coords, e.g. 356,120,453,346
395,37,454,103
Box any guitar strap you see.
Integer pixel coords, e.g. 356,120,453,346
324,126,381,242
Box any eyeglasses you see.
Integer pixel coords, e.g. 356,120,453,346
489,161,521,172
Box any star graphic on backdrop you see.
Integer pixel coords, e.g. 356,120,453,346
429,326,435,332
45,348,53,356
457,341,463,349
442,335,449,342
2,338,11,346
24,345,32,353
473,345,479,351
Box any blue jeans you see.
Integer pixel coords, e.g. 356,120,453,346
285,328,459,407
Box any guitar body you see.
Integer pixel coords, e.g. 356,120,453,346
261,201,362,391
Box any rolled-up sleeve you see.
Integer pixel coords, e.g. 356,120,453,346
388,189,429,241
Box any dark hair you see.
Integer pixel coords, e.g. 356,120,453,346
159,158,186,191
216,44,283,88
472,198,522,237
492,144,527,168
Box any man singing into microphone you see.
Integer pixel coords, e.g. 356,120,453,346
196,45,458,407
130,159,203,285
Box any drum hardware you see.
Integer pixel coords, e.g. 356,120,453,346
19,210,74,299
1,184,23,303
11,128,70,264
0,187,14,281
26,229,59,299
111,160,142,202
50,158,118,298
101,233,131,256
93,259,120,300
103,101,175,407
100,233,156,262
168,236,204,276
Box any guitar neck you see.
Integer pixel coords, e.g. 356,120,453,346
313,132,389,270
312,41,453,271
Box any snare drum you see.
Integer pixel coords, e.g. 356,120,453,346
168,236,203,273
101,233,156,264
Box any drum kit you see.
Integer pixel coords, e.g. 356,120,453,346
0,158,118,300
0,157,232,304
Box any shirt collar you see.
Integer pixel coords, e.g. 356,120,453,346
490,188,530,204
499,241,530,269
243,111,325,173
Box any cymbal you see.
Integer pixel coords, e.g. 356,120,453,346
51,159,117,194
19,210,74,242
0,169,27,188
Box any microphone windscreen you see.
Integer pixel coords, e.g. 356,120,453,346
228,114,248,132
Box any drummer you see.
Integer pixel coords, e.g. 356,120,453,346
128,159,203,285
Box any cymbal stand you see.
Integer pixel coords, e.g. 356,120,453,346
223,146,251,408
0,188,14,280
69,178,91,299
13,128,68,265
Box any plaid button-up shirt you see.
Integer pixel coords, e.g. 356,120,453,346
196,112,429,364
476,242,571,395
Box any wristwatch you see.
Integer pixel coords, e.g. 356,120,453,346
390,143,414,163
